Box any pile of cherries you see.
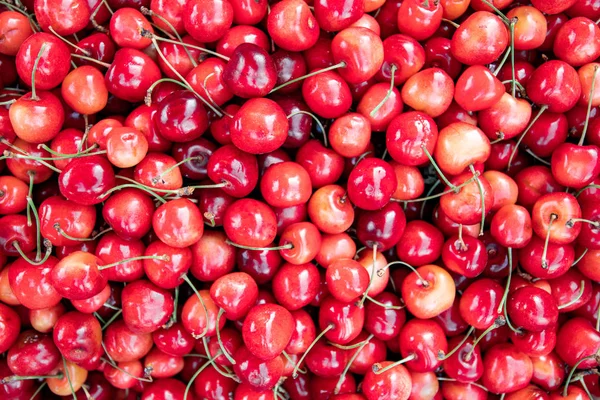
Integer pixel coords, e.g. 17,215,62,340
1,0,600,398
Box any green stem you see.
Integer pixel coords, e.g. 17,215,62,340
420,144,457,192
62,357,77,400
182,275,209,339
493,47,511,76
572,248,588,267
287,111,327,147
292,324,334,378
370,64,397,118
101,309,122,331
508,105,548,169
372,354,416,374
509,18,517,98
334,334,373,394
269,62,346,94
215,308,236,365
437,326,475,361
563,355,597,397
558,280,586,310
98,254,169,270
357,244,378,308
54,224,113,242
469,165,485,236
579,65,599,146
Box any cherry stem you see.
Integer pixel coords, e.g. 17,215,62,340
334,334,374,395
3,151,63,173
145,78,190,106
464,317,505,361
170,286,179,325
69,53,111,68
100,357,153,382
181,275,210,339
580,65,599,145
54,224,113,242
576,184,600,197
378,260,429,287
441,18,460,28
480,0,510,24
490,132,505,144
89,0,112,32
357,244,378,308
572,248,589,267
62,357,77,400
25,171,34,225
0,99,16,106
580,378,595,400
204,212,216,227
269,62,346,94
419,179,440,219
468,165,485,236
563,355,597,397
224,239,293,251
140,7,198,68
438,326,475,361
27,194,45,262
364,294,405,310
29,43,49,101
0,1,40,32
39,143,99,157
567,218,600,229
596,302,600,331
100,183,167,204
497,248,513,313
101,309,122,331
370,64,397,118
200,336,241,382
456,224,468,251
508,105,549,169
287,110,327,147
541,214,558,269
509,18,517,98
1,373,63,384
13,240,52,266
98,254,169,270
282,350,307,374
372,354,417,375
215,308,236,365
183,356,216,400
420,144,457,192
524,148,550,166
292,324,335,378
151,156,204,185
29,381,47,400
15,150,106,161
147,33,229,61
47,26,90,56
558,280,586,310
493,47,511,76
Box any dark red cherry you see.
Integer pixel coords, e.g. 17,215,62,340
154,90,209,143
121,280,174,333
526,60,582,113
223,43,277,98
7,330,61,376
507,286,559,332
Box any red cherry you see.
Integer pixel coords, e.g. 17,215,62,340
527,60,582,113
8,256,62,309
363,361,412,400
267,0,319,52
242,303,294,360
401,264,456,319
230,98,289,154
121,280,174,333
105,48,162,103
347,158,397,211
507,286,559,332
454,65,504,112
401,67,454,118
183,0,233,43
153,198,204,248
223,198,277,248
210,272,258,321
223,43,277,98
272,262,320,310
15,32,71,90
554,17,600,67
451,11,508,65
481,343,533,394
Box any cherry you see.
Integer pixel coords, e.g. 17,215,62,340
0,12,33,56
184,0,233,43
440,171,493,226
8,256,62,309
9,90,65,145
0,303,19,354
233,345,284,390
356,202,406,251
391,163,425,200
459,278,503,329
555,317,600,368
347,158,397,211
15,33,71,90
313,0,363,32
506,6,548,50
530,352,565,391
481,343,533,394
399,318,447,372
181,288,222,338
331,27,384,85
397,0,442,41
53,311,102,369
479,93,533,142
401,67,454,118
434,122,491,176
210,272,258,321
216,25,270,58
223,198,277,248
105,48,162,103
223,43,277,99
153,198,204,248
454,65,504,112
58,155,116,206
7,330,61,376
507,286,559,332
121,280,174,333
267,0,319,52
48,360,88,396
308,185,354,234
386,111,438,166
401,264,456,319
554,17,600,67
451,11,508,65
260,161,312,208
519,236,574,279
302,70,353,119
531,192,582,245
207,144,259,198
527,60,582,114
154,90,209,143
279,221,322,265
272,262,320,310
189,230,235,282
242,303,294,360
362,361,411,400
102,188,154,240
442,234,488,278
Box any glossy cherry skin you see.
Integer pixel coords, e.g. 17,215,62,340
522,112,568,158
510,327,557,358
50,251,106,300
233,345,284,390
154,90,209,143
223,198,277,248
507,286,559,332
189,230,235,282
103,188,154,240
519,236,574,280
440,172,493,226
230,98,289,154
207,144,259,198
401,264,456,319
454,65,504,112
184,0,233,43
103,319,153,363
319,295,364,345
356,202,406,251
434,122,491,176
399,318,447,372
325,258,369,303
267,0,319,52
7,330,61,375
242,303,294,360
53,311,102,368
362,361,412,400
121,280,174,333
442,235,488,278
556,317,600,368
531,193,582,244
308,184,354,234
527,60,582,113
529,352,565,391
223,43,277,98
490,204,533,249
58,155,116,206
210,272,258,321
459,278,503,329
401,67,453,118
15,33,71,90
260,161,312,208
554,17,600,66
152,198,204,248
396,221,443,267
481,343,533,394
551,143,600,189
9,91,65,144
0,303,20,354
347,158,397,211
397,0,442,41
451,11,508,65
386,111,438,166
550,268,592,311
105,48,162,103
0,12,33,56
332,27,384,84
313,0,363,32
279,222,322,265
479,93,532,142
272,262,320,310
8,256,62,309
302,70,352,119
